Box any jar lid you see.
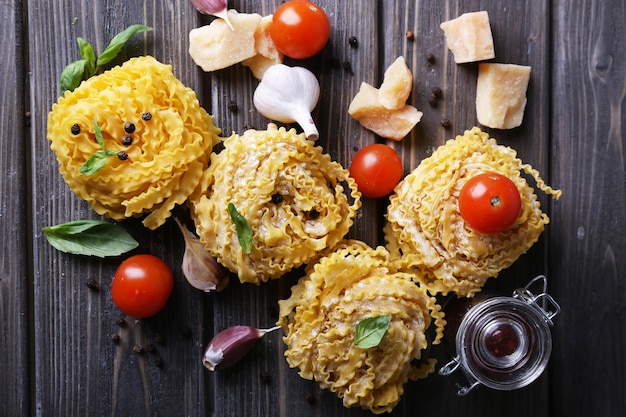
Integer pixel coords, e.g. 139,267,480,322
456,296,552,391
439,275,560,395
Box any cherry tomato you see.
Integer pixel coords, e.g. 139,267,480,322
269,0,331,59
111,254,174,318
350,144,403,198
458,172,522,234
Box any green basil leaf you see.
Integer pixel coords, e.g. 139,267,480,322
354,315,391,349
43,220,139,257
80,149,116,175
228,203,253,254
96,25,153,67
77,37,97,77
60,59,87,95
93,118,106,148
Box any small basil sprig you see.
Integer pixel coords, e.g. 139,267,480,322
80,118,117,175
43,220,139,258
60,24,153,95
228,203,253,254
354,315,391,349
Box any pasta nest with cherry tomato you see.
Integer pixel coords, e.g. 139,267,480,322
385,127,562,297
47,56,221,229
189,124,361,284
277,240,445,414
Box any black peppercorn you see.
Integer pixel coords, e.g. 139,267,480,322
117,151,129,161
141,112,152,121
348,36,358,47
124,122,136,134
133,344,145,355
86,279,99,292
71,124,81,135
426,53,436,64
116,317,127,327
271,193,283,204
428,96,438,107
181,327,192,340
260,371,271,384
110,333,121,344
406,31,415,41
342,61,354,76
121,135,133,146
154,355,165,368
441,118,451,129
431,86,443,98
228,101,239,113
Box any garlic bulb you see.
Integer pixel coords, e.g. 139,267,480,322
203,325,280,371
174,217,229,292
253,64,320,140
190,0,234,31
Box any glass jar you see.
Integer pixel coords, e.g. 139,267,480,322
439,275,560,395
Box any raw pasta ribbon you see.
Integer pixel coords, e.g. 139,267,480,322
385,126,561,297
190,124,361,284
278,241,445,414
47,56,221,229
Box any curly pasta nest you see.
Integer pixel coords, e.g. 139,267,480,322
47,56,221,229
278,240,445,414
385,126,562,297
189,124,361,284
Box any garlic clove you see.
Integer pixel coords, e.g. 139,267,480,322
190,0,235,31
174,217,230,292
203,325,281,371
253,64,320,140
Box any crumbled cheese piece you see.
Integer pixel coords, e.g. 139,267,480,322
440,11,495,64
476,63,531,129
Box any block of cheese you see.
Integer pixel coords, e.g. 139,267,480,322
189,10,262,72
379,56,413,110
349,82,422,141
440,11,495,64
476,63,531,129
242,15,284,79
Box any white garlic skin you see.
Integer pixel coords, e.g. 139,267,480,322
253,64,320,140
175,217,229,292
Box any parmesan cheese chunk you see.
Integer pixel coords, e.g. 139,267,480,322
189,10,262,72
379,56,413,110
349,82,422,141
242,15,284,79
440,11,495,64
476,63,531,129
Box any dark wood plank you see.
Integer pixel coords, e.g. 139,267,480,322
550,1,626,416
377,2,552,417
0,1,30,416
208,2,382,416
210,1,553,417
27,1,210,415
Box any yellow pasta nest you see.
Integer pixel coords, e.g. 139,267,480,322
189,124,361,284
47,56,221,229
278,240,445,414
385,126,561,297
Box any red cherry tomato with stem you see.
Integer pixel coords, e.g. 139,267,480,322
458,172,522,234
269,0,331,59
350,144,403,198
111,254,174,318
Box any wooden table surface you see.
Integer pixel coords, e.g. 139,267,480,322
2,0,625,416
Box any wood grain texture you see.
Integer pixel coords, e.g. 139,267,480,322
27,1,209,415
2,0,623,415
550,1,626,416
0,0,30,416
